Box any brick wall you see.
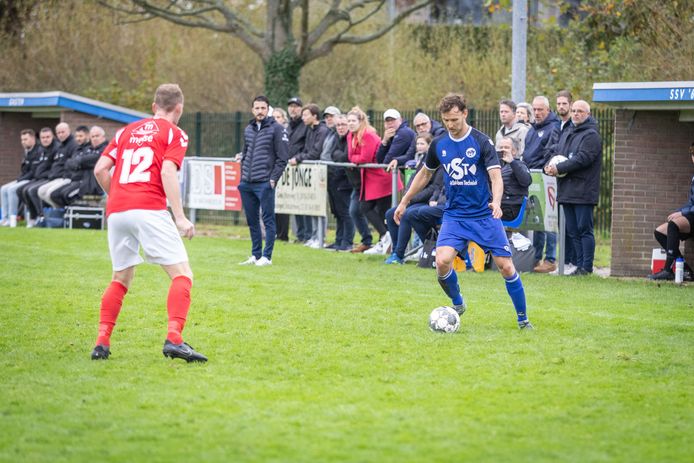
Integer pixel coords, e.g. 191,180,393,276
611,110,694,276
0,112,58,185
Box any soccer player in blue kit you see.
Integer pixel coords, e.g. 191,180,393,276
394,93,533,329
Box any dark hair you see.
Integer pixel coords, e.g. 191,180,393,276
253,95,270,106
302,103,320,118
556,90,573,103
499,99,517,112
39,127,53,134
75,125,90,134
439,93,467,114
20,129,35,137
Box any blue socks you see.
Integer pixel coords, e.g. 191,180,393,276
504,272,528,322
438,269,464,306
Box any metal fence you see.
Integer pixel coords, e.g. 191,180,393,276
178,108,615,237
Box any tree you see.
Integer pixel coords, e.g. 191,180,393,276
99,0,432,104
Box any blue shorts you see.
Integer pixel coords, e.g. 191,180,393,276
437,217,512,257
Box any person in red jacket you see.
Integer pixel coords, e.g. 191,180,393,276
346,107,403,254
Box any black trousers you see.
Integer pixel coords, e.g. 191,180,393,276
360,195,391,238
19,179,50,218
275,213,289,241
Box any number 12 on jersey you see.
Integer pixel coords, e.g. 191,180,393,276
119,147,154,184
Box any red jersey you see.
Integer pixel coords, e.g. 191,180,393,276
102,117,188,215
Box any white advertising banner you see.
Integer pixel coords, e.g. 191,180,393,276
185,158,242,211
275,164,327,216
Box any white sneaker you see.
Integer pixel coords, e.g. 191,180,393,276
307,240,321,249
239,256,258,265
364,240,385,255
255,256,272,266
9,215,17,228
304,238,317,247
381,232,392,254
0,219,8,227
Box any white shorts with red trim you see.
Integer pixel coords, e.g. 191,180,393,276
107,209,188,271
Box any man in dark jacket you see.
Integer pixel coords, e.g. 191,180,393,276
545,100,602,276
238,95,289,266
523,96,561,272
285,96,309,242
38,122,79,208
376,108,416,172
403,112,446,161
324,113,355,251
18,127,59,226
0,129,40,227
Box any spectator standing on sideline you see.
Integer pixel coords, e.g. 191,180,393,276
544,100,602,276
37,122,79,208
498,137,532,222
272,108,288,128
495,99,529,156
18,127,58,227
347,107,401,255
289,103,330,249
648,142,694,280
285,96,310,243
91,83,206,362
523,95,560,273
324,112,355,251
237,95,289,266
0,129,40,227
516,102,534,127
376,108,416,173
403,112,447,160
395,93,533,330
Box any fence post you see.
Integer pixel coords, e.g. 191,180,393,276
234,111,243,154
391,169,399,208
194,112,202,157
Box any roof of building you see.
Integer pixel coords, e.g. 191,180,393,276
0,91,149,123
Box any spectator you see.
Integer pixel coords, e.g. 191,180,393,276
495,99,529,156
544,100,602,276
648,142,694,281
290,103,330,248
343,132,374,254
285,96,310,243
17,127,58,227
403,112,446,161
52,126,108,207
497,137,532,222
322,105,340,130
237,95,289,266
347,106,401,255
272,107,289,128
384,133,443,264
324,112,355,251
37,122,79,209
523,95,561,273
0,129,40,227
516,102,534,126
376,108,416,173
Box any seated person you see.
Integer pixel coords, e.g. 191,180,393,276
649,142,694,281
1,129,41,227
498,136,532,222
384,134,442,264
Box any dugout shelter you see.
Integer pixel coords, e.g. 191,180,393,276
0,91,148,185
593,81,694,277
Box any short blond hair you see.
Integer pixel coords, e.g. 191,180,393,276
154,83,184,112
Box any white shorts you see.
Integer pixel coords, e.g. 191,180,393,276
107,209,189,271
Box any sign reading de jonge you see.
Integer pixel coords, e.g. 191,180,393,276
275,164,327,216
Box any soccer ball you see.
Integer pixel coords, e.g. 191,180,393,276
429,306,460,333
548,155,569,178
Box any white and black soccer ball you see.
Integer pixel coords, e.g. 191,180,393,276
429,306,460,333
548,155,569,177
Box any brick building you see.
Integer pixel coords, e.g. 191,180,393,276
0,92,148,185
593,81,694,277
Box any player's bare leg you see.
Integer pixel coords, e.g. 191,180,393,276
435,246,466,315
493,255,532,329
91,267,135,360
160,262,207,362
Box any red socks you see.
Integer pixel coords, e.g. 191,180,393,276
96,281,128,346
166,275,192,345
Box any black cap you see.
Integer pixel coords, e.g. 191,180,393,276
287,97,303,106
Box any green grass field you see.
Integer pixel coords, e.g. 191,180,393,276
0,227,692,462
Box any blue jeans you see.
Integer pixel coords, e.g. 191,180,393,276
562,203,595,273
239,181,276,259
410,205,444,242
386,203,427,258
533,231,556,263
349,189,372,246
295,215,313,242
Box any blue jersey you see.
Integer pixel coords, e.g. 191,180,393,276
424,126,500,220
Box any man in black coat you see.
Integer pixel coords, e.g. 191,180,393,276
237,95,289,266
17,127,59,226
545,100,602,276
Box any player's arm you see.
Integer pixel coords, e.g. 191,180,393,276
94,156,114,195
161,160,194,239
488,167,503,219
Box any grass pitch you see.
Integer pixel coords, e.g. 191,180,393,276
0,227,692,462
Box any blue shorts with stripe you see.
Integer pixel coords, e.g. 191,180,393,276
437,216,512,257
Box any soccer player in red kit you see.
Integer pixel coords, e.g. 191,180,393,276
91,83,207,362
